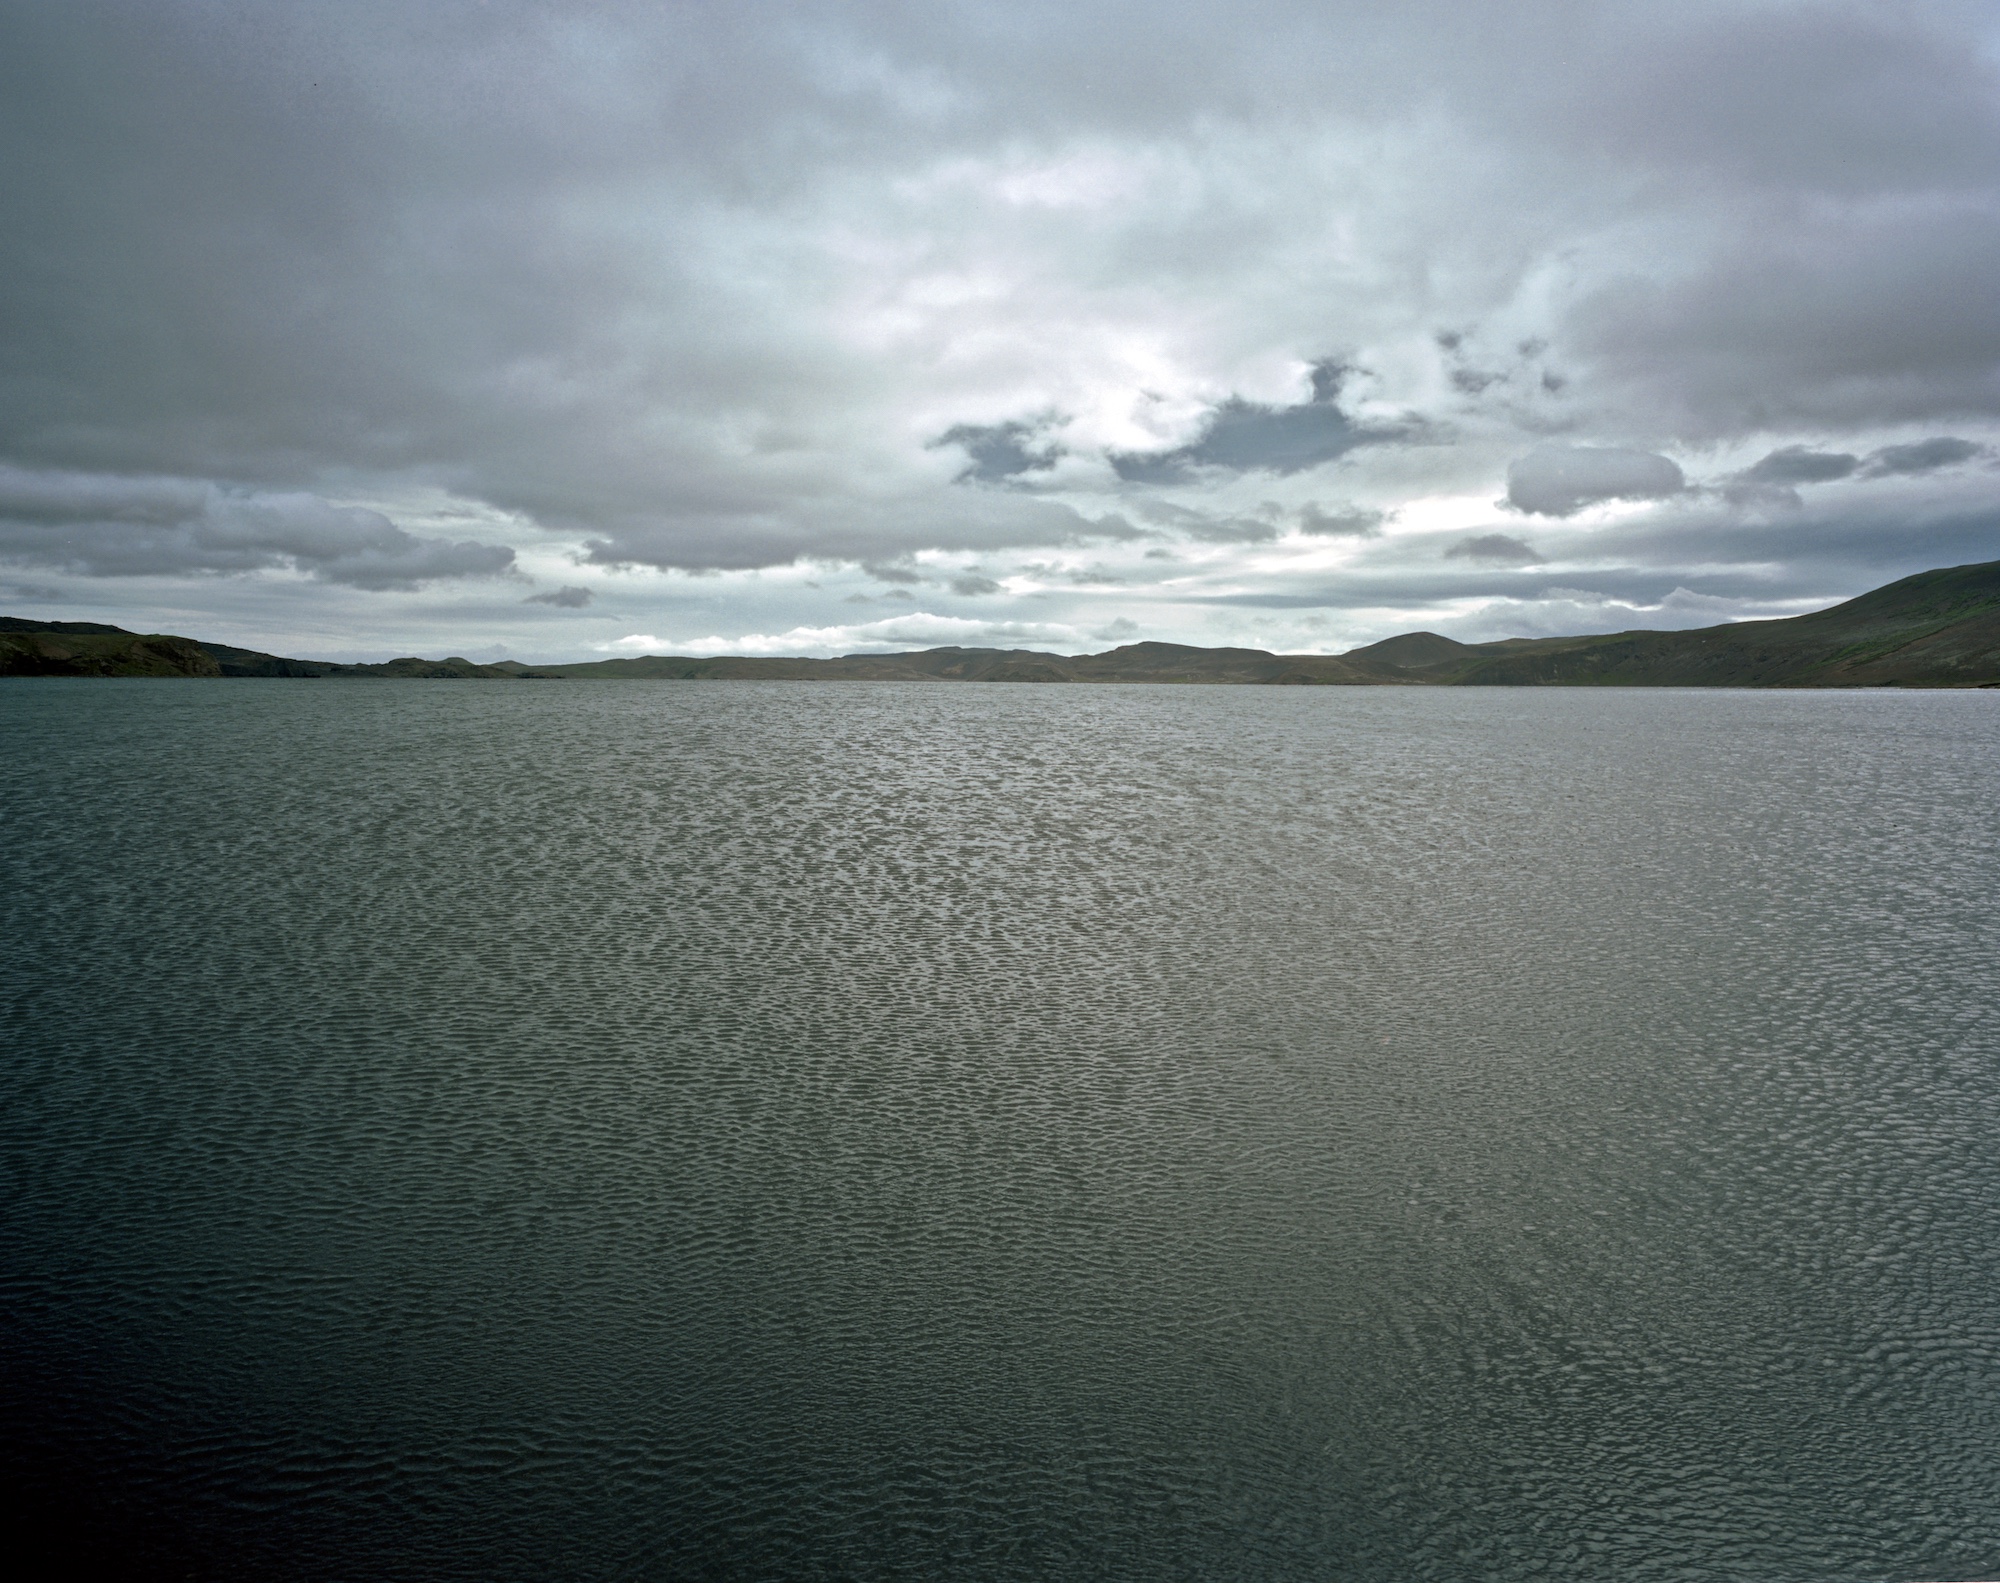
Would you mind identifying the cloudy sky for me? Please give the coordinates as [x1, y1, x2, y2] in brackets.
[3, 0, 1997, 660]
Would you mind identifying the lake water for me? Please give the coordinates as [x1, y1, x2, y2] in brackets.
[3, 679, 1997, 1581]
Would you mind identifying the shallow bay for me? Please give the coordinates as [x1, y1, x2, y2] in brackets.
[3, 680, 1996, 1580]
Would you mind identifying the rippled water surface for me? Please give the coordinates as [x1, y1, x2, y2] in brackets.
[3, 680, 1998, 1580]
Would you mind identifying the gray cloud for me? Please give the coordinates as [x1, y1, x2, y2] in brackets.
[1136, 501, 1280, 544]
[1568, 206, 2000, 433]
[934, 418, 1063, 484]
[575, 495, 1131, 573]
[1548, 9, 2000, 197]
[524, 585, 593, 608]
[1445, 533, 1543, 565]
[1566, 475, 2000, 589]
[1738, 446, 1860, 485]
[950, 573, 1002, 596]
[1296, 503, 1386, 537]
[1864, 437, 1983, 476]
[1506, 447, 1686, 516]
[1111, 363, 1385, 482]
[0, 466, 514, 589]
[0, 0, 1995, 647]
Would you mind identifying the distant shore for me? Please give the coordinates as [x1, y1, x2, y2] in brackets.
[5, 558, 1999, 689]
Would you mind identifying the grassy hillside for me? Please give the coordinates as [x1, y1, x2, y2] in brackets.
[0, 626, 222, 677]
[1335, 559, 2000, 688]
[0, 619, 528, 678]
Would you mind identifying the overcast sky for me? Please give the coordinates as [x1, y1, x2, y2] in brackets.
[3, 0, 1997, 660]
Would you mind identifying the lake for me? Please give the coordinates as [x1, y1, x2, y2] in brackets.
[3, 679, 1996, 1580]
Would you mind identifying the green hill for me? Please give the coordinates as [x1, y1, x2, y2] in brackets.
[5, 559, 1998, 686]
[1347, 560, 2000, 688]
[0, 623, 222, 678]
[0, 618, 524, 679]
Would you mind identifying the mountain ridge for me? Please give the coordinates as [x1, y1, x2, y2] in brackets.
[5, 558, 1999, 687]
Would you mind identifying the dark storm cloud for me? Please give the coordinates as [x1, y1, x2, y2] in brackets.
[0, 466, 515, 588]
[525, 585, 593, 607]
[1445, 533, 1543, 565]
[1506, 448, 1686, 517]
[1110, 363, 1385, 482]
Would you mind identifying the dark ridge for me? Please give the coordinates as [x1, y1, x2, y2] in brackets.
[0, 630, 222, 678]
[0, 616, 135, 635]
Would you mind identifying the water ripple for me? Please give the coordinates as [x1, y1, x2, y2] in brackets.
[2, 680, 1996, 1580]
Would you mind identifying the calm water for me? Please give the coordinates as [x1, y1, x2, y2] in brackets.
[2, 679, 1997, 1581]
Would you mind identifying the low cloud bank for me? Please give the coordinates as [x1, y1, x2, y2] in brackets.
[0, 466, 515, 590]
[601, 612, 1085, 658]
[1446, 533, 1543, 565]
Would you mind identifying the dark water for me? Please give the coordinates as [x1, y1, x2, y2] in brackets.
[3, 680, 1997, 1581]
